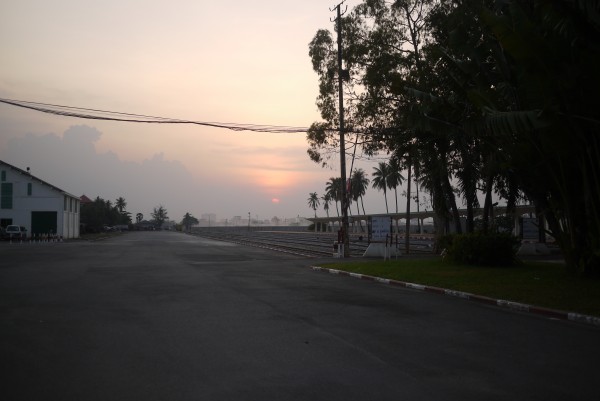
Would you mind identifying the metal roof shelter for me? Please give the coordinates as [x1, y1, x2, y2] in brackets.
[307, 205, 537, 234]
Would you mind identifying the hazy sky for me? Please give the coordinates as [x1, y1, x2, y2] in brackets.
[0, 0, 416, 222]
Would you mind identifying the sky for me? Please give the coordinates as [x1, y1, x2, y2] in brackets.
[0, 0, 420, 223]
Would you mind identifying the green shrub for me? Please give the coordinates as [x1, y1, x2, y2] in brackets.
[446, 232, 520, 266]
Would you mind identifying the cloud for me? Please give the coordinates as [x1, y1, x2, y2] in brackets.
[0, 125, 195, 219]
[0, 124, 332, 221]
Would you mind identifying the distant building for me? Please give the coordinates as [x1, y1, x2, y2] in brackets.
[0, 160, 80, 239]
[80, 194, 93, 205]
[200, 213, 217, 227]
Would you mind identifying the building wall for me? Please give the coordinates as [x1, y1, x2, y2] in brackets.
[0, 165, 80, 239]
[62, 195, 80, 239]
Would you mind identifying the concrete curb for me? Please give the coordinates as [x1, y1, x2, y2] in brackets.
[310, 266, 600, 327]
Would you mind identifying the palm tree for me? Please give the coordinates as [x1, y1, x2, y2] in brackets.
[385, 157, 405, 234]
[350, 169, 369, 232]
[307, 192, 320, 218]
[325, 177, 342, 217]
[136, 213, 143, 223]
[386, 158, 404, 215]
[321, 193, 331, 218]
[115, 197, 127, 213]
[372, 162, 390, 214]
[351, 168, 370, 215]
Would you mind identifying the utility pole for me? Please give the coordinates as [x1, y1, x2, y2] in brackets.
[331, 0, 350, 257]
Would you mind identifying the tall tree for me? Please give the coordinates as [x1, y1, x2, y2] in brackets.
[351, 168, 370, 215]
[80, 196, 127, 232]
[477, 0, 600, 274]
[325, 177, 342, 217]
[115, 197, 127, 213]
[372, 162, 390, 214]
[386, 157, 404, 215]
[307, 192, 320, 218]
[321, 193, 331, 218]
[309, 0, 600, 273]
[151, 205, 168, 229]
[181, 212, 199, 232]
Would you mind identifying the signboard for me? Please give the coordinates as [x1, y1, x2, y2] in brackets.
[371, 216, 391, 241]
[521, 217, 539, 240]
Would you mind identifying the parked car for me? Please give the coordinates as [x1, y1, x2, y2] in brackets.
[5, 225, 27, 241]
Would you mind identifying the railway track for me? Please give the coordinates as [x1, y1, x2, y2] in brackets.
[193, 233, 332, 257]
[190, 228, 433, 258]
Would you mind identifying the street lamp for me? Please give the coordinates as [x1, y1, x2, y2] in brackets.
[248, 212, 251, 231]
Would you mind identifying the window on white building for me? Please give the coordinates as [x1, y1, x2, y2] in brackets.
[1, 183, 13, 209]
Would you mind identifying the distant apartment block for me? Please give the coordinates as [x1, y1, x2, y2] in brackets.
[200, 213, 217, 227]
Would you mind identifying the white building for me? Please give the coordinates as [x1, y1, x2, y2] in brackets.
[0, 160, 80, 239]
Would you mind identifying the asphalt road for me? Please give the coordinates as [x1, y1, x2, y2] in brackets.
[1, 231, 598, 400]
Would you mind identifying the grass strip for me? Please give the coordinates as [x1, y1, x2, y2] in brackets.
[320, 258, 600, 317]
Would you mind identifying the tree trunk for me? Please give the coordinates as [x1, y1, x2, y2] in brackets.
[394, 188, 399, 234]
[466, 201, 474, 233]
[356, 202, 363, 232]
[384, 188, 389, 214]
[360, 196, 366, 215]
[405, 155, 412, 254]
[415, 179, 421, 234]
[463, 159, 477, 234]
[442, 173, 461, 234]
[482, 174, 494, 234]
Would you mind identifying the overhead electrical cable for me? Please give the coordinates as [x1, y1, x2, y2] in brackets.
[0, 97, 313, 134]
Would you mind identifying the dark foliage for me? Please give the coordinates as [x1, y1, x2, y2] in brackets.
[445, 232, 520, 266]
[80, 197, 130, 233]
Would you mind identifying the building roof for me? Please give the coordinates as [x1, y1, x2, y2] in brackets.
[0, 159, 79, 199]
[80, 194, 93, 204]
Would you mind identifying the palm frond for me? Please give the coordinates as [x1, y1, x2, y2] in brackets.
[482, 108, 550, 137]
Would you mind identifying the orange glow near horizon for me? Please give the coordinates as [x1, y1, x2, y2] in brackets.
[238, 165, 310, 197]
[257, 170, 294, 194]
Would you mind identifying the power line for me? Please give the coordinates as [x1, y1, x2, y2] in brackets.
[0, 97, 311, 134]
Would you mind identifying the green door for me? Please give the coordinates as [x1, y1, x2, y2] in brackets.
[31, 211, 58, 236]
